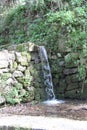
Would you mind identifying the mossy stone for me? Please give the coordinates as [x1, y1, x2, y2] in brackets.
[14, 82, 23, 89]
[79, 87, 87, 99]
[13, 61, 18, 70]
[23, 89, 34, 102]
[1, 73, 12, 80]
[16, 44, 26, 52]
[64, 89, 81, 99]
[17, 77, 24, 84]
[21, 51, 31, 62]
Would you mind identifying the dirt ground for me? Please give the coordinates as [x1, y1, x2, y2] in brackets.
[0, 100, 87, 121]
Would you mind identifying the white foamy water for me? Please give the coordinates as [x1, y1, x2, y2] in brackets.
[42, 99, 65, 105]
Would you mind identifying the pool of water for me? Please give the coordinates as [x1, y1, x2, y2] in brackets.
[42, 99, 65, 106]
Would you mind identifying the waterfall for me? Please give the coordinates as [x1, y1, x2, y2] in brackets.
[39, 46, 55, 100]
[39, 46, 64, 105]
[39, 46, 65, 105]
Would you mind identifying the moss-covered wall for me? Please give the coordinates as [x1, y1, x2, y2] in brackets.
[0, 42, 46, 105]
[48, 46, 87, 100]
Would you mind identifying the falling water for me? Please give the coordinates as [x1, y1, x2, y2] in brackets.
[39, 46, 65, 105]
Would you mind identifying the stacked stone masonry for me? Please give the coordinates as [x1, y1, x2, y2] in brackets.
[0, 42, 46, 104]
[49, 50, 87, 100]
[0, 42, 87, 105]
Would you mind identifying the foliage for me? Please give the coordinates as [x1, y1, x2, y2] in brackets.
[5, 86, 25, 105]
[0, 0, 87, 92]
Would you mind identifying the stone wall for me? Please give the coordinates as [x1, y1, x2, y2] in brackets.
[0, 42, 46, 104]
[0, 42, 87, 105]
[49, 48, 87, 100]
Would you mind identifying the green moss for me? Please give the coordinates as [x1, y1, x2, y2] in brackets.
[64, 89, 81, 99]
[16, 44, 26, 52]
[17, 77, 24, 84]
[79, 87, 87, 99]
[23, 90, 34, 102]
[21, 52, 31, 62]
[13, 61, 18, 70]
[1, 73, 12, 80]
[14, 82, 23, 89]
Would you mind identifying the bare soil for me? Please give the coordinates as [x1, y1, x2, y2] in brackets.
[0, 100, 87, 120]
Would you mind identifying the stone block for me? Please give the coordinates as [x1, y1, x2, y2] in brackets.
[80, 87, 87, 99]
[58, 79, 66, 92]
[17, 64, 26, 72]
[66, 83, 79, 90]
[21, 51, 31, 62]
[0, 96, 6, 104]
[13, 70, 23, 78]
[14, 82, 23, 89]
[13, 61, 18, 70]
[64, 89, 81, 99]
[28, 42, 39, 52]
[65, 73, 81, 83]
[63, 68, 78, 75]
[1, 73, 12, 80]
[0, 60, 9, 69]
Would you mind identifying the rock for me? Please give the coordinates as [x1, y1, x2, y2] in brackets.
[25, 69, 31, 76]
[14, 82, 23, 89]
[16, 52, 28, 66]
[4, 85, 12, 94]
[64, 89, 80, 99]
[65, 53, 79, 63]
[65, 73, 81, 83]
[58, 80, 66, 92]
[17, 65, 26, 72]
[28, 42, 39, 52]
[57, 53, 62, 58]
[16, 77, 24, 84]
[0, 60, 9, 69]
[6, 78, 14, 85]
[0, 96, 6, 104]
[13, 61, 18, 70]
[13, 71, 23, 78]
[1, 73, 12, 80]
[0, 68, 9, 73]
[19, 57, 28, 66]
[66, 83, 79, 90]
[59, 61, 65, 66]
[0, 50, 15, 69]
[63, 68, 78, 75]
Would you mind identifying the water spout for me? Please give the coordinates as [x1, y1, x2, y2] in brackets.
[39, 46, 65, 105]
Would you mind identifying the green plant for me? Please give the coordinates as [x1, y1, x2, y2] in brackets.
[5, 87, 25, 105]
